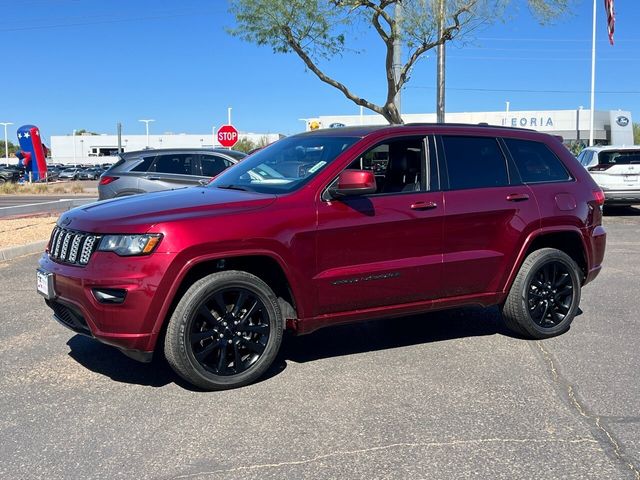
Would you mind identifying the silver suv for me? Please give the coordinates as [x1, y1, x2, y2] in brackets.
[98, 148, 246, 200]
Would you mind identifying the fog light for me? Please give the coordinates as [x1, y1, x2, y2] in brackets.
[92, 288, 127, 304]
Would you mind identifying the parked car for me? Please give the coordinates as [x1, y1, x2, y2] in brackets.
[577, 145, 640, 205]
[38, 124, 606, 390]
[98, 148, 246, 200]
[0, 167, 21, 184]
[58, 168, 82, 180]
[78, 168, 103, 180]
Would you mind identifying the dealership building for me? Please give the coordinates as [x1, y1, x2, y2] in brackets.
[49, 131, 283, 164]
[304, 109, 634, 145]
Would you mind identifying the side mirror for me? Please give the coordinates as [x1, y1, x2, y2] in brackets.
[329, 169, 377, 198]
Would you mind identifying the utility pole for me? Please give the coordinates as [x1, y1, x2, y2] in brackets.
[392, 2, 403, 119]
[436, 0, 446, 123]
[117, 122, 123, 153]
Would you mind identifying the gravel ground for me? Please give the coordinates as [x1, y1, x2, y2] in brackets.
[0, 216, 57, 249]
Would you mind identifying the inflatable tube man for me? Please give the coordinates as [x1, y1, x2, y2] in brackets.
[16, 125, 48, 181]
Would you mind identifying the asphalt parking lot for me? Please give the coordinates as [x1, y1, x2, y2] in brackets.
[0, 208, 639, 479]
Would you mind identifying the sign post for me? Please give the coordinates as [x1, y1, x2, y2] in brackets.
[217, 125, 239, 149]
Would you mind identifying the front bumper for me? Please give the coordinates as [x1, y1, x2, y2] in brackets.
[38, 250, 178, 361]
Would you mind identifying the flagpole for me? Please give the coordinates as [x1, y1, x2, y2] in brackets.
[589, 0, 596, 146]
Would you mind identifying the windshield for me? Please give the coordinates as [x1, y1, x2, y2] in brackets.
[209, 135, 358, 194]
[598, 150, 640, 165]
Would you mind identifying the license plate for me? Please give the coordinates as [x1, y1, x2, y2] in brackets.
[623, 175, 638, 182]
[36, 269, 55, 300]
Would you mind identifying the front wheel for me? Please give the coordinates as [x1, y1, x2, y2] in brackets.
[502, 248, 582, 339]
[164, 270, 284, 390]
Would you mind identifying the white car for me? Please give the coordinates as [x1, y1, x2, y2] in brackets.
[577, 145, 640, 205]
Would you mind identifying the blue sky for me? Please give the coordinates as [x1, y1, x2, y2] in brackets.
[1, 0, 638, 141]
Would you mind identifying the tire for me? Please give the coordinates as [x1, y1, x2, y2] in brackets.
[164, 270, 284, 390]
[502, 248, 582, 339]
[0, 178, 5, 185]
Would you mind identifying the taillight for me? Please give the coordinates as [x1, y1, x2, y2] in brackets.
[99, 176, 118, 185]
[593, 189, 605, 206]
[588, 164, 613, 172]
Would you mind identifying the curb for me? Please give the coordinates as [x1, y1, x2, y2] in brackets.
[0, 198, 97, 219]
[0, 240, 47, 262]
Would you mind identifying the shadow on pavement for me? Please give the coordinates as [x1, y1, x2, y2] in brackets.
[603, 205, 640, 216]
[279, 305, 513, 364]
[65, 306, 522, 390]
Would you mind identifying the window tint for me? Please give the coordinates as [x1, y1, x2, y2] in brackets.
[442, 136, 508, 190]
[597, 150, 640, 165]
[131, 155, 155, 172]
[201, 155, 231, 177]
[340, 138, 424, 194]
[505, 138, 571, 183]
[153, 154, 195, 175]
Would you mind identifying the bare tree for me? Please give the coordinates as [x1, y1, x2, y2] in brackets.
[229, 0, 568, 124]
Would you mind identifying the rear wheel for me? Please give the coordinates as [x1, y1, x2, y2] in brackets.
[164, 270, 283, 390]
[502, 248, 581, 339]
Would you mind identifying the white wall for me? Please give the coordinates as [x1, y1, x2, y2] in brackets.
[50, 132, 282, 162]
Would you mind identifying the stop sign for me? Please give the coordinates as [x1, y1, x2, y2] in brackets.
[217, 125, 239, 148]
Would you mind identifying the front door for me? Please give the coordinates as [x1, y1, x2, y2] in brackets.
[314, 136, 444, 316]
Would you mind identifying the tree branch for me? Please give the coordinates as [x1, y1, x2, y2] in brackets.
[282, 26, 385, 116]
[396, 0, 477, 91]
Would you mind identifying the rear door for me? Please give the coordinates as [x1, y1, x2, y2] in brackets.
[439, 135, 540, 297]
[144, 152, 201, 192]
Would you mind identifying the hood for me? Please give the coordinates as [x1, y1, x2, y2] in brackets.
[59, 187, 277, 233]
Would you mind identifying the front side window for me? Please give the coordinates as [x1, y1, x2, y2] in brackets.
[201, 155, 232, 177]
[442, 136, 509, 190]
[332, 138, 426, 195]
[209, 136, 358, 194]
[153, 154, 195, 175]
[505, 138, 571, 183]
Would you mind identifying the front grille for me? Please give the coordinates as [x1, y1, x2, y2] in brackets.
[48, 226, 100, 266]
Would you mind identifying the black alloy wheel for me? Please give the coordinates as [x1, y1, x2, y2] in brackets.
[526, 260, 576, 328]
[188, 288, 271, 376]
[502, 248, 582, 339]
[165, 270, 284, 390]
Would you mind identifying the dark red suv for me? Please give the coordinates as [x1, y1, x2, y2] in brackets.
[37, 124, 607, 390]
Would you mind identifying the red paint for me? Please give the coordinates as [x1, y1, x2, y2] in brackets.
[217, 125, 239, 148]
[38, 124, 607, 357]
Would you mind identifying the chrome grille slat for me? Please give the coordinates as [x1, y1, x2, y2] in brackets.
[48, 227, 99, 267]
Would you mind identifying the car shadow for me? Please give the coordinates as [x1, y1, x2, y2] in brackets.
[66, 305, 521, 390]
[603, 205, 640, 216]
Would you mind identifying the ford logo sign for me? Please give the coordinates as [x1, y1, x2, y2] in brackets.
[616, 116, 629, 127]
[329, 123, 346, 128]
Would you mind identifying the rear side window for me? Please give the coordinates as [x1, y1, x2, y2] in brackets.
[442, 136, 508, 190]
[152, 154, 195, 175]
[505, 139, 571, 183]
[201, 155, 232, 177]
[131, 156, 155, 172]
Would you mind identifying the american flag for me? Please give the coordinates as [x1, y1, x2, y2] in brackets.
[604, 0, 615, 45]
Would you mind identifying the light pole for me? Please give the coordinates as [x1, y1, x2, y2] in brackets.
[72, 129, 77, 164]
[0, 122, 13, 162]
[139, 119, 155, 148]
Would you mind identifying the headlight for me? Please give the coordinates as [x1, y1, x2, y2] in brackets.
[98, 234, 162, 256]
